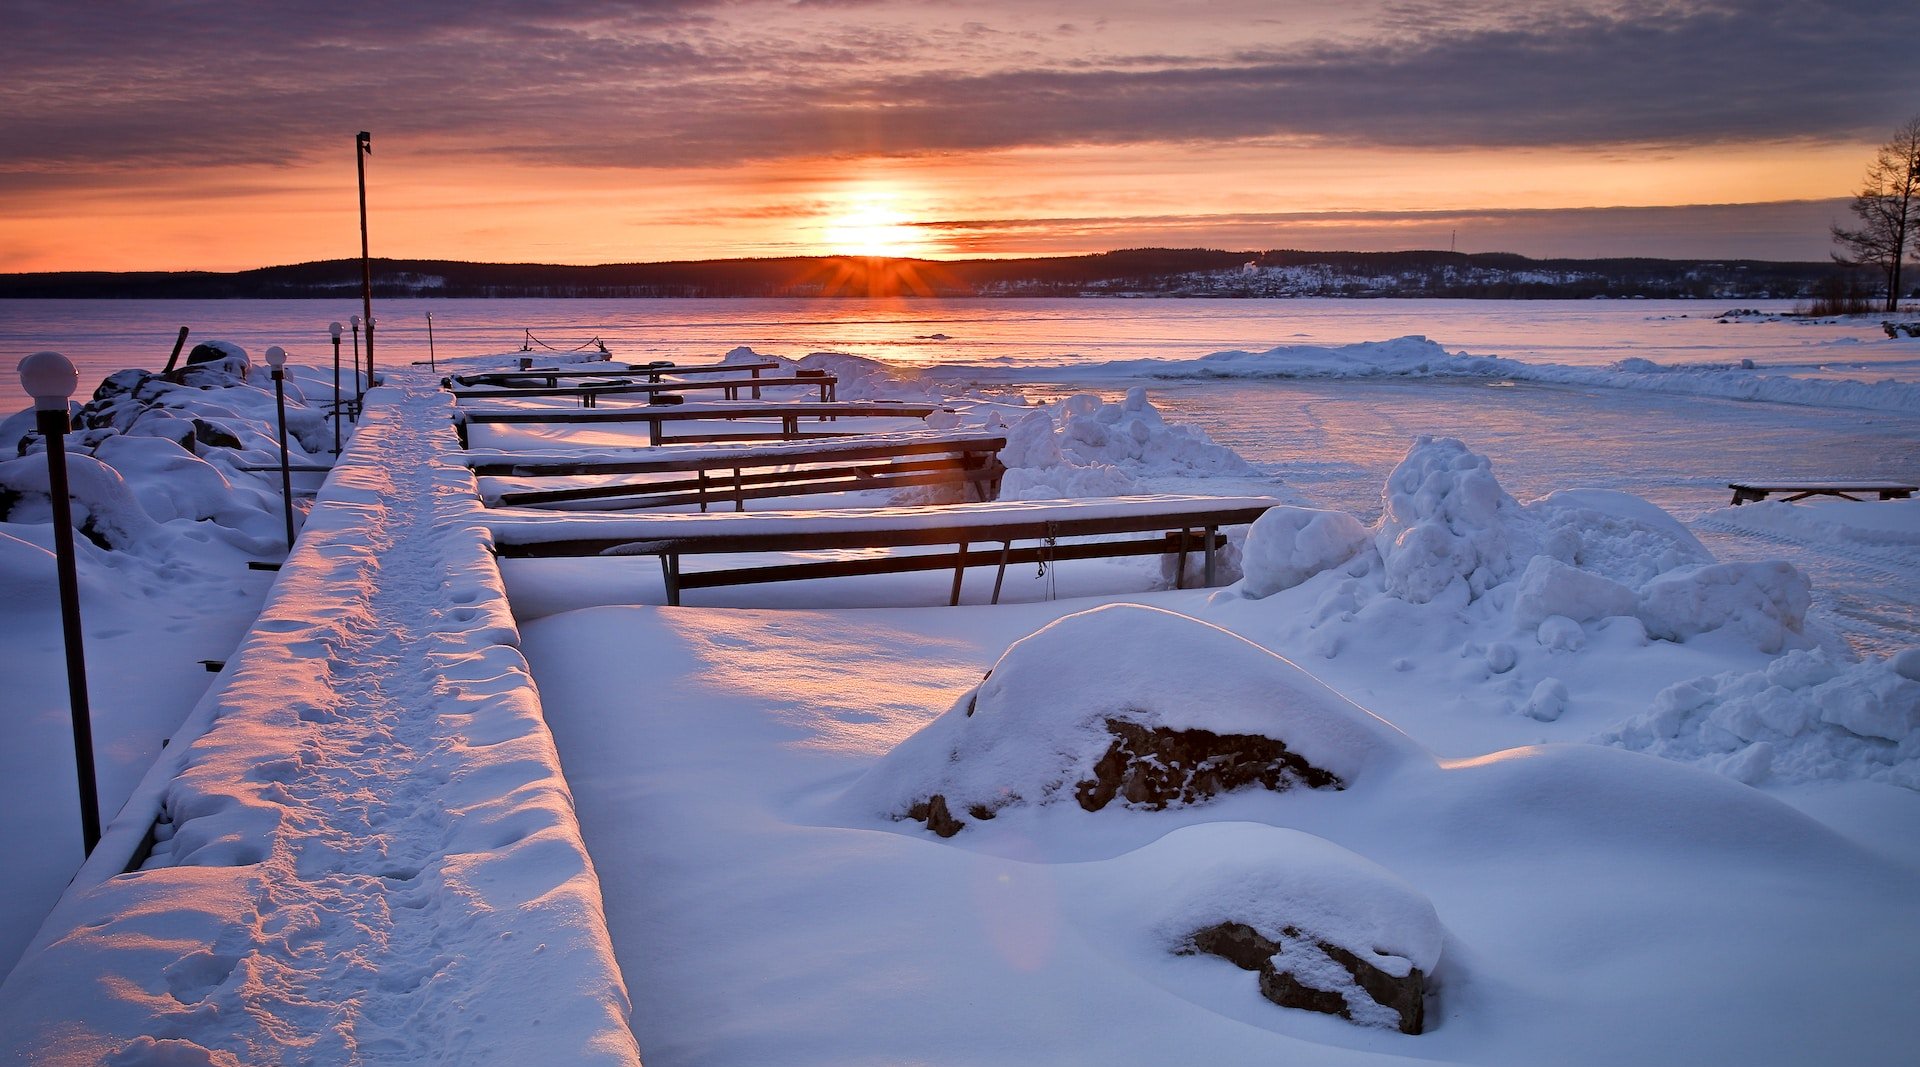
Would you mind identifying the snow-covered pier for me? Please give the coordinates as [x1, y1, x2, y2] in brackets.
[0, 387, 641, 1064]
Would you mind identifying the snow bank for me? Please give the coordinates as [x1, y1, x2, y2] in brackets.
[1704, 498, 1920, 548]
[924, 336, 1920, 412]
[0, 386, 640, 1065]
[848, 604, 1424, 829]
[1603, 648, 1920, 788]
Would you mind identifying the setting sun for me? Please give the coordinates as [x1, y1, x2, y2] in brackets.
[817, 195, 935, 259]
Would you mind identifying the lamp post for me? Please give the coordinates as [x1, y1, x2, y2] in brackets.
[349, 314, 363, 416]
[328, 321, 343, 454]
[17, 352, 101, 855]
[356, 131, 374, 385]
[264, 346, 296, 550]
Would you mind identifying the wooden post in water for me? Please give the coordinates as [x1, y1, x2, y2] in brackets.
[356, 131, 374, 387]
[162, 327, 190, 374]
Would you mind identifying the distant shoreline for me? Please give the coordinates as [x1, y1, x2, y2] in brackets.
[0, 248, 1855, 302]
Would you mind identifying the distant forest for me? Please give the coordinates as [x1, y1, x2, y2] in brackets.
[0, 248, 1856, 301]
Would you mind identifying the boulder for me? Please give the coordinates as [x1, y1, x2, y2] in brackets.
[1189, 921, 1427, 1033]
[1074, 719, 1340, 812]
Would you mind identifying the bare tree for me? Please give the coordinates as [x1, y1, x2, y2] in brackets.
[1833, 116, 1920, 313]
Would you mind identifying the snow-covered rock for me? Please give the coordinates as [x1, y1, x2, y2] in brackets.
[1151, 823, 1442, 1034]
[849, 604, 1424, 833]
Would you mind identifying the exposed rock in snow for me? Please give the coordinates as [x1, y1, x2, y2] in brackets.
[1074, 718, 1343, 812]
[1154, 824, 1441, 1034]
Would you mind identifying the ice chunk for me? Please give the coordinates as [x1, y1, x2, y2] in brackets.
[1636, 561, 1812, 653]
[1510, 555, 1639, 630]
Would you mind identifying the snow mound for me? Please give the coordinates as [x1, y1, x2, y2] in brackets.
[848, 604, 1424, 831]
[794, 349, 946, 404]
[1375, 436, 1525, 604]
[1332, 439, 1820, 656]
[999, 388, 1252, 499]
[1191, 335, 1468, 378]
[1602, 648, 1920, 788]
[1240, 506, 1369, 598]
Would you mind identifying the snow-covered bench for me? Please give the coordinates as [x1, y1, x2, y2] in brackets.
[487, 494, 1280, 606]
[447, 371, 835, 408]
[1728, 481, 1917, 505]
[474, 429, 1008, 511]
[453, 399, 943, 448]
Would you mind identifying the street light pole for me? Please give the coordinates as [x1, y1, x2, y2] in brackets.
[356, 131, 374, 386]
[350, 315, 363, 417]
[17, 352, 101, 855]
[328, 321, 343, 453]
[264, 346, 296, 549]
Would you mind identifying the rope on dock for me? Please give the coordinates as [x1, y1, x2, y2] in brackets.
[522, 328, 612, 355]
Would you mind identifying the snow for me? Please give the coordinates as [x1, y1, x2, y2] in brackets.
[2, 304, 1918, 1065]
[926, 334, 1920, 413]
[1604, 648, 1920, 788]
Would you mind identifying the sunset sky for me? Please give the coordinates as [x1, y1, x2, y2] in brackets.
[5, 0, 1918, 272]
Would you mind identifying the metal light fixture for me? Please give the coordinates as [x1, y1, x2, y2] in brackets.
[263, 346, 296, 549]
[17, 351, 101, 854]
[328, 321, 343, 453]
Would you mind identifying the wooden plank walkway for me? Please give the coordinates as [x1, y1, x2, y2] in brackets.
[482, 431, 1007, 512]
[454, 400, 943, 448]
